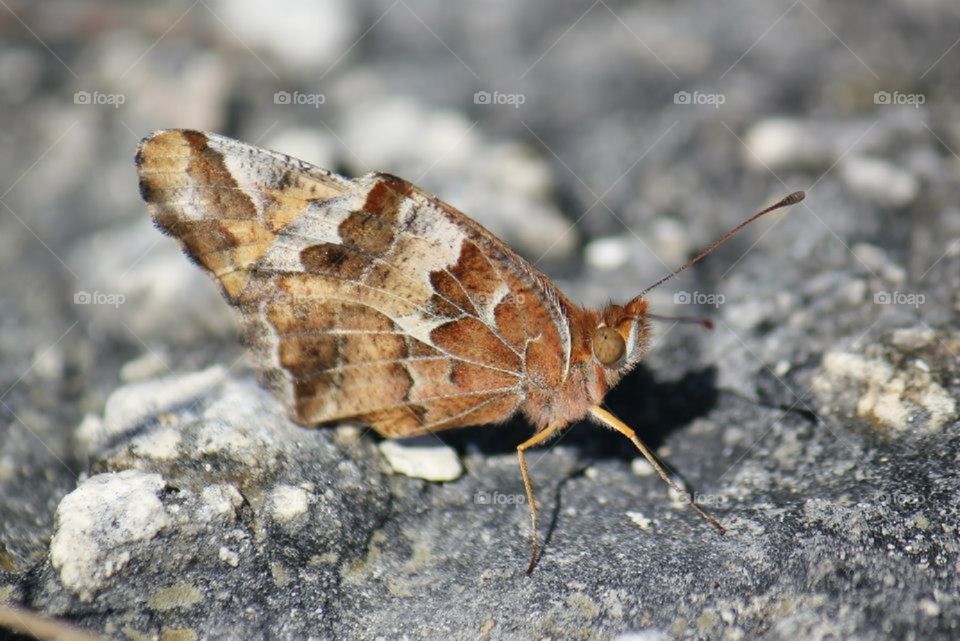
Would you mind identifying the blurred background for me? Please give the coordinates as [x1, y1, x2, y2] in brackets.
[2, 0, 959, 596]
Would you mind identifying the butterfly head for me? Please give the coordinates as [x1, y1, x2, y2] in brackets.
[590, 296, 651, 382]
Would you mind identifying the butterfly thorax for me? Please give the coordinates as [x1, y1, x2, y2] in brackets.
[520, 297, 651, 431]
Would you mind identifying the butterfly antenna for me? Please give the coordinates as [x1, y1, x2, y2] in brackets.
[638, 191, 805, 297]
[647, 313, 714, 331]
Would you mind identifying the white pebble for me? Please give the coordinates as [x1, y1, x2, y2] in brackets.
[841, 156, 918, 207]
[379, 438, 463, 482]
[211, 0, 356, 67]
[270, 485, 311, 523]
[586, 236, 631, 271]
[78, 366, 226, 454]
[50, 471, 170, 601]
[219, 546, 240, 568]
[130, 427, 182, 461]
[626, 511, 652, 531]
[198, 485, 243, 523]
[918, 598, 940, 616]
[631, 458, 655, 477]
[743, 118, 828, 169]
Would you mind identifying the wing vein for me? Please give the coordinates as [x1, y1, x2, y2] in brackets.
[415, 393, 520, 432]
[368, 387, 521, 416]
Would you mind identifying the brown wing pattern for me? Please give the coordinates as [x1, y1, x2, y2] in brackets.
[136, 129, 352, 299]
[136, 129, 571, 437]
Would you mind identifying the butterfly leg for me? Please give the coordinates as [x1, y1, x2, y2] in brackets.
[589, 405, 726, 534]
[517, 421, 567, 576]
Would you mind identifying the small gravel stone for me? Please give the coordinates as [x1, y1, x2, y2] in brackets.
[378, 438, 463, 482]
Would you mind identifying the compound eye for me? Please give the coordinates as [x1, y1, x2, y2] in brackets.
[592, 327, 626, 366]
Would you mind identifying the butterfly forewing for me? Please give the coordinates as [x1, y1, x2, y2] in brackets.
[136, 129, 571, 437]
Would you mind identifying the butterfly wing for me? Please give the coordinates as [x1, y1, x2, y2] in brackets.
[137, 130, 571, 437]
[136, 129, 353, 298]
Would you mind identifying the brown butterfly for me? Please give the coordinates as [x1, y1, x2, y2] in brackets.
[136, 129, 803, 574]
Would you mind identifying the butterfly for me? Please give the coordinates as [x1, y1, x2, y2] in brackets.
[136, 129, 803, 574]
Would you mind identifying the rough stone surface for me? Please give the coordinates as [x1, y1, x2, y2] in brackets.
[812, 328, 959, 434]
[2, 1, 960, 640]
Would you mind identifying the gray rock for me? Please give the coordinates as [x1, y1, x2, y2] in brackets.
[4, 1, 960, 640]
[15, 354, 959, 639]
[31, 369, 391, 638]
